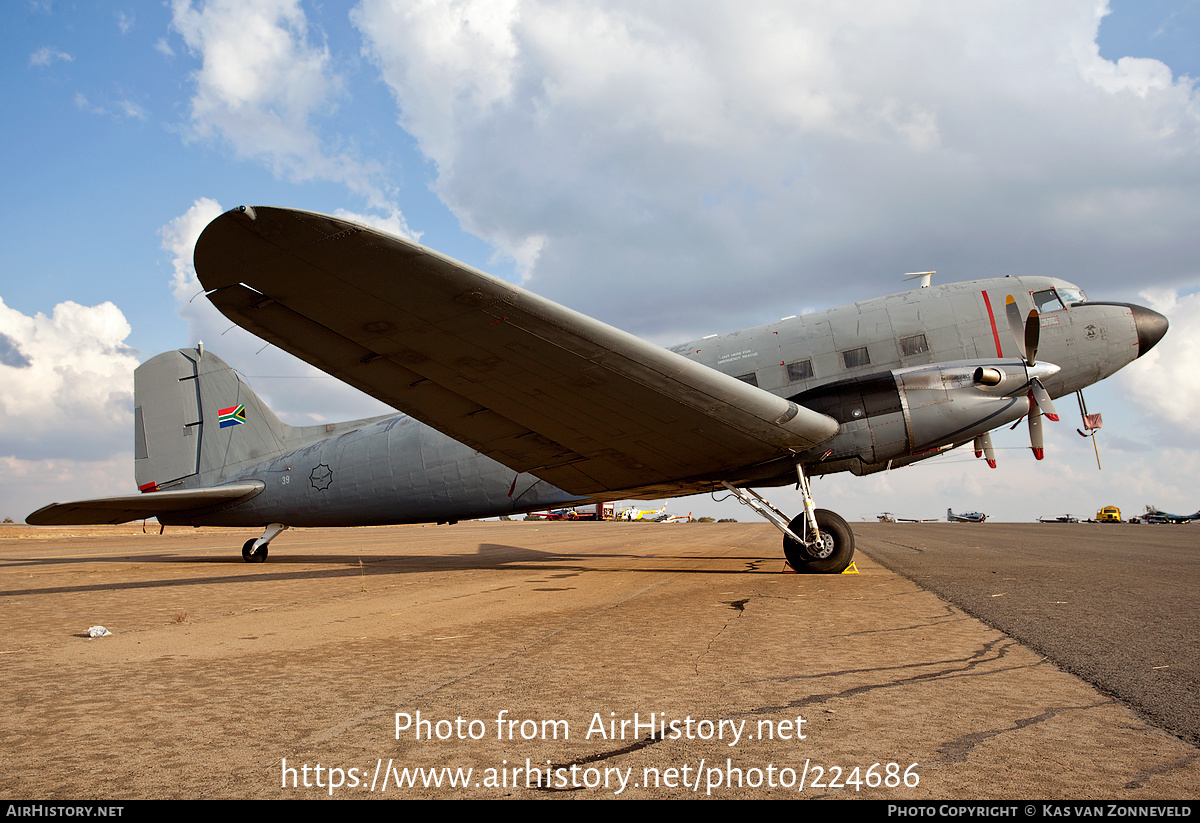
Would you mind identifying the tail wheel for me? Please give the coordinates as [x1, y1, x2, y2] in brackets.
[241, 538, 268, 563]
[783, 509, 855, 574]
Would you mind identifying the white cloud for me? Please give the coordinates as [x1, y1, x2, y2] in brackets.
[351, 0, 522, 168]
[118, 99, 149, 120]
[170, 0, 393, 210]
[161, 196, 225, 303]
[0, 297, 138, 463]
[74, 92, 148, 121]
[73, 92, 105, 116]
[332, 208, 419, 243]
[29, 46, 72, 67]
[1120, 286, 1200, 434]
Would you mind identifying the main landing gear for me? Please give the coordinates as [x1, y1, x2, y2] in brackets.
[241, 523, 287, 563]
[720, 465, 855, 574]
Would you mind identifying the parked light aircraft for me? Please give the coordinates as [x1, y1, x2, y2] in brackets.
[619, 505, 667, 521]
[27, 206, 1169, 573]
[947, 509, 988, 523]
[877, 513, 936, 523]
[1142, 507, 1200, 524]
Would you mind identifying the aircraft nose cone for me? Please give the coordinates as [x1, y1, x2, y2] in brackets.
[1127, 303, 1169, 357]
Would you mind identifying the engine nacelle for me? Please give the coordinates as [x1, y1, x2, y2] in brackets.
[793, 359, 1059, 471]
[896, 359, 1058, 452]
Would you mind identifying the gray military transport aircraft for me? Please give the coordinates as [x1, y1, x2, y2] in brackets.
[27, 206, 1169, 573]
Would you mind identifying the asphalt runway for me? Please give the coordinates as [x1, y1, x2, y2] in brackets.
[854, 521, 1200, 747]
[0, 521, 1196, 800]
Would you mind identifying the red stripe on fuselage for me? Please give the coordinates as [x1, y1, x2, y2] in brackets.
[981, 291, 1004, 357]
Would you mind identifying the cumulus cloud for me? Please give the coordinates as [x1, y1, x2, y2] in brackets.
[352, 0, 1200, 341]
[1119, 287, 1200, 435]
[162, 196, 225, 303]
[0, 332, 32, 368]
[170, 0, 392, 209]
[0, 297, 139, 463]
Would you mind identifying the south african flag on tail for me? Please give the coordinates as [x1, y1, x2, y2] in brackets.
[218, 404, 247, 428]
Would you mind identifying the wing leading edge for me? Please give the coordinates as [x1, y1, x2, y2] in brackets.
[194, 206, 837, 497]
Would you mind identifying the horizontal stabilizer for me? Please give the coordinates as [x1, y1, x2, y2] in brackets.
[26, 483, 264, 526]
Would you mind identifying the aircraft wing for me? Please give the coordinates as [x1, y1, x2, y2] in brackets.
[26, 484, 265, 526]
[194, 207, 838, 496]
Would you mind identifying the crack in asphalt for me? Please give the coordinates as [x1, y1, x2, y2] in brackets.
[939, 701, 1112, 763]
[748, 637, 1028, 715]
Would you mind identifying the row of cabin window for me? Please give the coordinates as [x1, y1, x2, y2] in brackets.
[733, 333, 929, 388]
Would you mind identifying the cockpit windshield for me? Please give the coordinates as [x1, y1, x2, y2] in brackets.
[1031, 287, 1088, 313]
[1056, 286, 1086, 306]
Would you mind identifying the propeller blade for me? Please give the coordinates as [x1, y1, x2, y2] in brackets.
[1005, 295, 1026, 361]
[979, 431, 996, 468]
[1004, 295, 1041, 366]
[973, 432, 998, 468]
[1024, 309, 1040, 366]
[1030, 378, 1059, 422]
[1028, 397, 1044, 460]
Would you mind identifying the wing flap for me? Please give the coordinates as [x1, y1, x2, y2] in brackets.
[195, 207, 837, 495]
[26, 483, 264, 526]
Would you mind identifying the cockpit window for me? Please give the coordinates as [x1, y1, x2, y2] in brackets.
[1032, 289, 1064, 313]
[1036, 291, 1065, 314]
[1056, 286, 1086, 305]
[1032, 287, 1088, 313]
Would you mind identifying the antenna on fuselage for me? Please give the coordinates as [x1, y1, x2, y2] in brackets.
[904, 271, 935, 288]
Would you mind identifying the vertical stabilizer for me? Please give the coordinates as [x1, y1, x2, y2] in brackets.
[134, 348, 288, 491]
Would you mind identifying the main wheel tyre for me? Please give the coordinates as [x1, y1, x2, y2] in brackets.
[783, 509, 855, 574]
[241, 538, 268, 563]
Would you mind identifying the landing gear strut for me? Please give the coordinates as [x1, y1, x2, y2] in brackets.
[720, 464, 855, 574]
[241, 523, 287, 563]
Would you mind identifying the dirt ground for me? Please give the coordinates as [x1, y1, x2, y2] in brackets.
[0, 521, 1196, 799]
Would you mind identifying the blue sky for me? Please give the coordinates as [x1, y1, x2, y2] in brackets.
[2, 0, 1198, 525]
